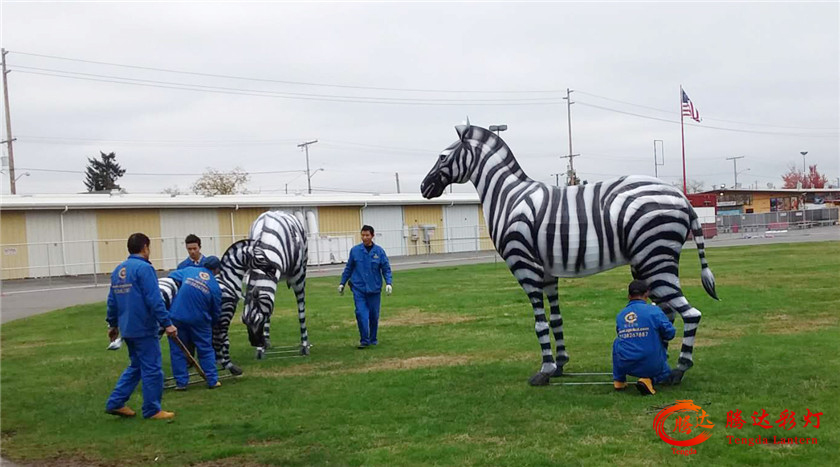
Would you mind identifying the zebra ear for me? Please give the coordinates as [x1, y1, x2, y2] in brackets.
[455, 124, 469, 141]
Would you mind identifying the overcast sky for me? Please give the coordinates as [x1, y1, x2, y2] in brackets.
[1, 1, 838, 196]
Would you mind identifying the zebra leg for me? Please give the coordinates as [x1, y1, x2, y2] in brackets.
[291, 278, 310, 356]
[645, 267, 701, 385]
[544, 279, 568, 377]
[263, 317, 271, 350]
[214, 299, 242, 376]
[516, 275, 554, 386]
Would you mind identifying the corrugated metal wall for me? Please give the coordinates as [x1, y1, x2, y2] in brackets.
[443, 204, 480, 253]
[403, 205, 444, 255]
[160, 209, 223, 269]
[63, 211, 99, 275]
[1, 211, 29, 280]
[362, 206, 405, 256]
[318, 206, 362, 237]
[24, 212, 64, 277]
[96, 210, 163, 273]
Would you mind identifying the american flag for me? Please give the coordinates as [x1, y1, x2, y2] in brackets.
[681, 89, 700, 122]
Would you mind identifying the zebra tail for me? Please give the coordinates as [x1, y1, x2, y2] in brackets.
[689, 208, 719, 300]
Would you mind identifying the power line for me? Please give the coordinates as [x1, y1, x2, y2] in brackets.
[576, 89, 839, 131]
[17, 167, 305, 176]
[11, 50, 567, 95]
[575, 101, 839, 138]
[13, 68, 566, 107]
[13, 65, 566, 104]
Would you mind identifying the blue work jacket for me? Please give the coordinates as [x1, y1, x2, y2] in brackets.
[177, 255, 206, 270]
[340, 243, 392, 294]
[613, 300, 676, 365]
[168, 266, 222, 326]
[106, 254, 171, 338]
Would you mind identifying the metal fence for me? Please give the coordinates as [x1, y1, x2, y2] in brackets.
[1, 226, 496, 282]
[716, 207, 839, 233]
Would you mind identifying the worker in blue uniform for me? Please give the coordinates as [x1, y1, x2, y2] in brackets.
[105, 233, 178, 420]
[177, 234, 207, 270]
[613, 280, 676, 396]
[167, 256, 223, 390]
[338, 225, 393, 349]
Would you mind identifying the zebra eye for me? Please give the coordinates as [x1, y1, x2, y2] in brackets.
[439, 154, 446, 161]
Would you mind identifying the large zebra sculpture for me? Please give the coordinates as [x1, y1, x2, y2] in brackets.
[420, 124, 718, 386]
[240, 211, 310, 359]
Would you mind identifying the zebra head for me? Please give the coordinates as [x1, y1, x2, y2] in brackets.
[241, 268, 277, 348]
[421, 124, 478, 199]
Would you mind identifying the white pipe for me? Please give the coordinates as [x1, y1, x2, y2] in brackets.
[60, 206, 69, 275]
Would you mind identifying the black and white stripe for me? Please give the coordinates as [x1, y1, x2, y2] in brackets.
[421, 124, 718, 385]
[241, 211, 310, 356]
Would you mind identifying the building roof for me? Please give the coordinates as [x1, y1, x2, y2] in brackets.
[0, 192, 482, 210]
[699, 188, 840, 194]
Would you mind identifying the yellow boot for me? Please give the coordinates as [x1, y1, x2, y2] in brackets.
[149, 410, 175, 420]
[105, 406, 136, 418]
[613, 381, 627, 391]
[636, 378, 656, 396]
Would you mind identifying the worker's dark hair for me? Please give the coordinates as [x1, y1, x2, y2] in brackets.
[127, 233, 150, 254]
[628, 280, 649, 297]
[185, 234, 201, 247]
[361, 225, 375, 235]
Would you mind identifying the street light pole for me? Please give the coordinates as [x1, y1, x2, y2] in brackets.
[297, 140, 318, 194]
[653, 140, 664, 178]
[800, 151, 808, 179]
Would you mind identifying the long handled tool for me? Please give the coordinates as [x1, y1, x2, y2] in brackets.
[171, 334, 207, 381]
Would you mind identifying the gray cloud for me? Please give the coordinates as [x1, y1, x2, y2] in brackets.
[2, 2, 837, 196]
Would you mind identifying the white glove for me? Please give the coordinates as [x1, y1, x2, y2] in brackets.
[385, 284, 392, 296]
[338, 284, 345, 295]
[107, 337, 123, 351]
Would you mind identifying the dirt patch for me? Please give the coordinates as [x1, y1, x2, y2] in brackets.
[444, 433, 508, 445]
[194, 457, 268, 466]
[761, 313, 839, 335]
[250, 354, 473, 378]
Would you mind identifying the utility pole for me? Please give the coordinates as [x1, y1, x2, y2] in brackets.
[297, 140, 318, 194]
[726, 156, 744, 188]
[2, 48, 16, 195]
[562, 88, 580, 185]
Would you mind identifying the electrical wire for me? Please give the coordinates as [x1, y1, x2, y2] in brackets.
[11, 50, 567, 94]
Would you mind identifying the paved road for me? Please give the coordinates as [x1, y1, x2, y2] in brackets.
[1, 226, 837, 325]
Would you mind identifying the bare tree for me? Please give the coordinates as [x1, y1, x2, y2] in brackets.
[191, 167, 250, 196]
[672, 179, 706, 193]
[161, 185, 185, 196]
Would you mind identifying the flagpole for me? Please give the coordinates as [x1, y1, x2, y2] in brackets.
[680, 85, 688, 195]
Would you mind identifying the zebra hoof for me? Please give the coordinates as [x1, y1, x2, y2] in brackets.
[528, 372, 551, 386]
[300, 344, 310, 356]
[255, 348, 265, 360]
[669, 369, 685, 385]
[550, 366, 564, 378]
[227, 363, 243, 376]
[263, 338, 272, 350]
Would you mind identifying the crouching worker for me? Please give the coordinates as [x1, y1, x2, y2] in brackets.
[167, 256, 223, 390]
[105, 233, 177, 420]
[613, 280, 676, 396]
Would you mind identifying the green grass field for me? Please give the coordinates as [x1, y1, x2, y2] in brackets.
[2, 242, 839, 466]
